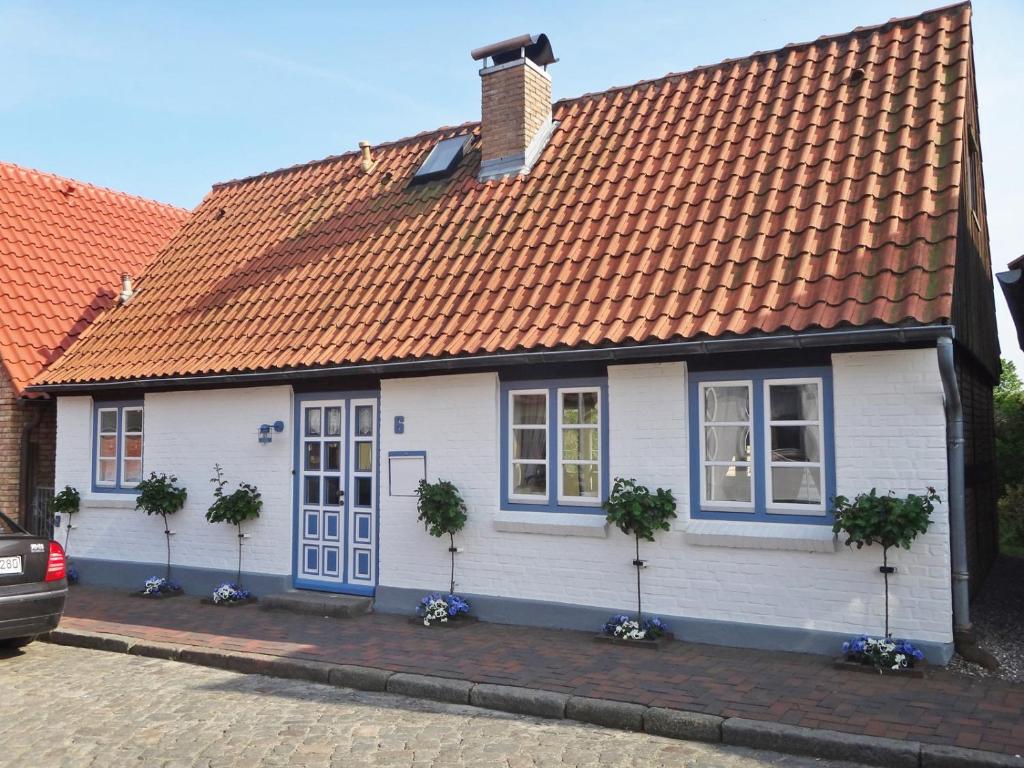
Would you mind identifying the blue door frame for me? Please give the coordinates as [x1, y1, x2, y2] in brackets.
[292, 390, 380, 596]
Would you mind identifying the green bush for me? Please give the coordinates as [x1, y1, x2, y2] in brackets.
[135, 473, 188, 581]
[603, 477, 677, 623]
[415, 479, 467, 594]
[207, 464, 263, 587]
[832, 487, 938, 636]
[52, 485, 81, 558]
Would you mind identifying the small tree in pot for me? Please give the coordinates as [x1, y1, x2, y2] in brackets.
[207, 464, 262, 591]
[52, 486, 80, 583]
[603, 477, 676, 627]
[135, 472, 188, 584]
[415, 479, 467, 595]
[832, 487, 938, 638]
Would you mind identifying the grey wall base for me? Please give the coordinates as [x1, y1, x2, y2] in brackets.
[374, 586, 955, 665]
[69, 557, 290, 597]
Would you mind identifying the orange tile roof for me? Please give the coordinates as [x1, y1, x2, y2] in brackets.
[0, 162, 188, 394]
[35, 3, 972, 387]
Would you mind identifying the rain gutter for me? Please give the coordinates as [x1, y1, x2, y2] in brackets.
[28, 324, 954, 394]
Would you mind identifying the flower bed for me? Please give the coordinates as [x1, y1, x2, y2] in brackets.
[594, 615, 672, 649]
[131, 576, 183, 599]
[414, 593, 472, 627]
[200, 582, 257, 607]
[836, 635, 926, 676]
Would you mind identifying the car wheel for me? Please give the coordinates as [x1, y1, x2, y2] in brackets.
[0, 635, 37, 649]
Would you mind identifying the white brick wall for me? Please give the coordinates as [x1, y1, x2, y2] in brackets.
[377, 353, 952, 643]
[53, 349, 953, 644]
[55, 387, 294, 576]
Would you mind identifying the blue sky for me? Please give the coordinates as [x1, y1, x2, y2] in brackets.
[2, 1, 1022, 366]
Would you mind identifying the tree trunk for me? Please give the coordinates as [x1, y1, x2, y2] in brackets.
[162, 513, 172, 582]
[236, 523, 244, 587]
[635, 534, 643, 624]
[448, 532, 456, 595]
[63, 521, 72, 560]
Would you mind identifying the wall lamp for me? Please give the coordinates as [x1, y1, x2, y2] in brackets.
[258, 420, 285, 445]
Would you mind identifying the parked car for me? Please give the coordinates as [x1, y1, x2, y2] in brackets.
[0, 509, 67, 649]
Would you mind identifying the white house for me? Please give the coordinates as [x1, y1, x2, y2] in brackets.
[31, 5, 999, 663]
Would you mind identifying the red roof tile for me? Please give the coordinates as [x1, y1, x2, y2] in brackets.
[0, 163, 188, 394]
[35, 4, 971, 387]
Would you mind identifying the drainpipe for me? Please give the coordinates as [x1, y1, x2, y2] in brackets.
[936, 337, 997, 668]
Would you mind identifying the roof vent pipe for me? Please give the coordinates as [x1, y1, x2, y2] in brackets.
[119, 273, 134, 305]
[359, 141, 375, 174]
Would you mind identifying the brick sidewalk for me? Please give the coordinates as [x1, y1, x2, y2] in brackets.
[60, 586, 1024, 757]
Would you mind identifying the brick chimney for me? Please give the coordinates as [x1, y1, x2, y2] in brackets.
[471, 34, 557, 180]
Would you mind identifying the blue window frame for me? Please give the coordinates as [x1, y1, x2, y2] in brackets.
[500, 378, 609, 514]
[92, 400, 144, 493]
[688, 368, 835, 524]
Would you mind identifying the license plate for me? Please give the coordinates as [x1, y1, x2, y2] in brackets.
[0, 555, 23, 575]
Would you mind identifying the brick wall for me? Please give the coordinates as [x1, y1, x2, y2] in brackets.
[480, 59, 551, 164]
[0, 365, 55, 527]
[55, 387, 294, 575]
[378, 353, 953, 644]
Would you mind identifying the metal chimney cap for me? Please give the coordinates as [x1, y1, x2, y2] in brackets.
[471, 33, 556, 67]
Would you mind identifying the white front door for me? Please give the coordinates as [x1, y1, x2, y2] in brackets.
[295, 395, 377, 594]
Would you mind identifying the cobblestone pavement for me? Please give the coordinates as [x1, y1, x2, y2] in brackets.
[1, 644, 867, 768]
[60, 586, 1024, 756]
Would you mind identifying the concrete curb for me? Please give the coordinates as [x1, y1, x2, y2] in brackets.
[42, 629, 1022, 768]
[470, 683, 567, 719]
[723, 717, 921, 768]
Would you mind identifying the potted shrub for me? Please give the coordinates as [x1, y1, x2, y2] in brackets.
[600, 477, 676, 646]
[203, 464, 262, 605]
[134, 472, 187, 596]
[413, 479, 471, 625]
[832, 487, 938, 671]
[51, 486, 80, 584]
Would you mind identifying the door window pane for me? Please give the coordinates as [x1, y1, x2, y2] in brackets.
[705, 465, 753, 503]
[354, 405, 373, 437]
[324, 476, 342, 506]
[356, 442, 373, 471]
[324, 442, 341, 472]
[305, 442, 322, 471]
[324, 407, 342, 437]
[771, 467, 822, 505]
[355, 476, 372, 507]
[512, 394, 546, 425]
[304, 476, 320, 505]
[305, 408, 322, 437]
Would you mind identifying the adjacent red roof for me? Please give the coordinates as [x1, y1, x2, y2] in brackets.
[34, 4, 972, 387]
[0, 162, 188, 394]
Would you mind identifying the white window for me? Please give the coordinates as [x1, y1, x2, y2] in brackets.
[510, 390, 548, 501]
[699, 382, 754, 510]
[121, 407, 144, 487]
[96, 408, 119, 487]
[765, 379, 825, 512]
[94, 403, 144, 490]
[557, 388, 601, 503]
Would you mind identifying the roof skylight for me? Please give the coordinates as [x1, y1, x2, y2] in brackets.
[411, 134, 472, 183]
